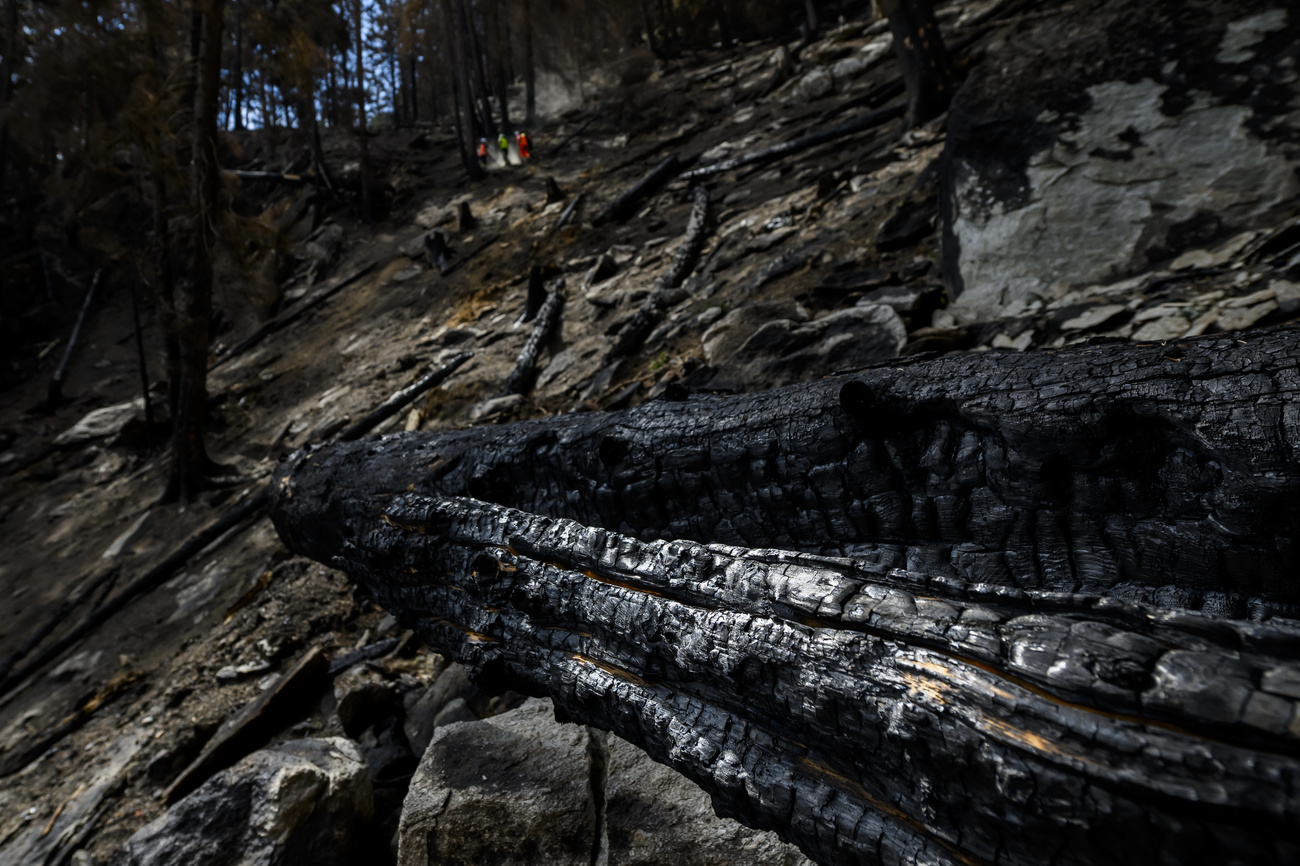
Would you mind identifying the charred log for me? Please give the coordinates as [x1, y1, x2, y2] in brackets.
[273, 328, 1300, 613]
[338, 352, 473, 441]
[680, 102, 904, 181]
[608, 186, 710, 359]
[270, 327, 1300, 865]
[592, 155, 680, 226]
[499, 280, 564, 398]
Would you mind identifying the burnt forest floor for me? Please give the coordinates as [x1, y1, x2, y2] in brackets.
[1, 2, 1299, 863]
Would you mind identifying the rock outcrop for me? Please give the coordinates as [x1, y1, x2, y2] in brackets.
[118, 738, 372, 866]
[941, 0, 1300, 324]
[397, 698, 809, 866]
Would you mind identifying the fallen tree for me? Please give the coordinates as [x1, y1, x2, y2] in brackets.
[269, 327, 1300, 866]
[608, 186, 710, 360]
[592, 155, 680, 226]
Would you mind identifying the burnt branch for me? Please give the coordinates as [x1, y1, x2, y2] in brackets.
[592, 155, 680, 226]
[609, 187, 710, 360]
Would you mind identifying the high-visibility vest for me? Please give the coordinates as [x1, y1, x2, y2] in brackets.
[518, 134, 531, 158]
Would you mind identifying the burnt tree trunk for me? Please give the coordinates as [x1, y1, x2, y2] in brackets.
[0, 0, 19, 192]
[270, 327, 1300, 866]
[231, 0, 244, 130]
[499, 279, 564, 398]
[446, 0, 484, 180]
[879, 0, 953, 127]
[522, 0, 536, 123]
[165, 0, 225, 504]
[352, 0, 373, 223]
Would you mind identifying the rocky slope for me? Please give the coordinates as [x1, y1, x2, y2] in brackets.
[0, 0, 1297, 864]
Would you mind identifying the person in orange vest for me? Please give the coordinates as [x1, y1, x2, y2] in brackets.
[476, 138, 488, 164]
[516, 131, 531, 159]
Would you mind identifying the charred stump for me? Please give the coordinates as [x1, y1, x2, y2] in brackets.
[270, 327, 1300, 866]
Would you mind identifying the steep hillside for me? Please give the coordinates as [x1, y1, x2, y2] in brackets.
[0, 1, 1297, 864]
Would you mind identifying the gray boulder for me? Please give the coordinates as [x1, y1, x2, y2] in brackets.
[397, 698, 812, 866]
[602, 735, 811, 866]
[397, 698, 595, 866]
[118, 738, 372, 866]
[54, 401, 143, 447]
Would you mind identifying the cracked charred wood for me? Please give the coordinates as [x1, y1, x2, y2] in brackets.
[273, 327, 1300, 618]
[268, 496, 1300, 865]
[270, 328, 1300, 863]
[592, 155, 680, 226]
[499, 280, 565, 398]
[338, 352, 473, 441]
[680, 102, 905, 181]
[609, 187, 710, 360]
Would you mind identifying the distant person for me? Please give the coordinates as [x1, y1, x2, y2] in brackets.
[498, 133, 509, 158]
[477, 138, 488, 164]
[517, 131, 531, 160]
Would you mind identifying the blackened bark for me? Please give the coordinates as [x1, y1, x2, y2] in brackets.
[270, 328, 1300, 866]
[608, 186, 709, 359]
[499, 280, 564, 398]
[592, 155, 680, 226]
[352, 0, 373, 223]
[274, 328, 1300, 617]
[165, 0, 225, 504]
[0, 0, 19, 192]
[338, 352, 473, 441]
[445, 0, 484, 180]
[522, 0, 536, 123]
[232, 0, 244, 130]
[879, 0, 953, 127]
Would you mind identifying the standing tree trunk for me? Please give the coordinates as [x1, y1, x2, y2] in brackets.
[879, 0, 953, 127]
[444, 0, 483, 180]
[353, 0, 373, 223]
[0, 0, 20, 193]
[166, 0, 226, 504]
[711, 0, 732, 46]
[231, 0, 244, 130]
[485, 0, 510, 134]
[457, 0, 495, 139]
[522, 0, 536, 123]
